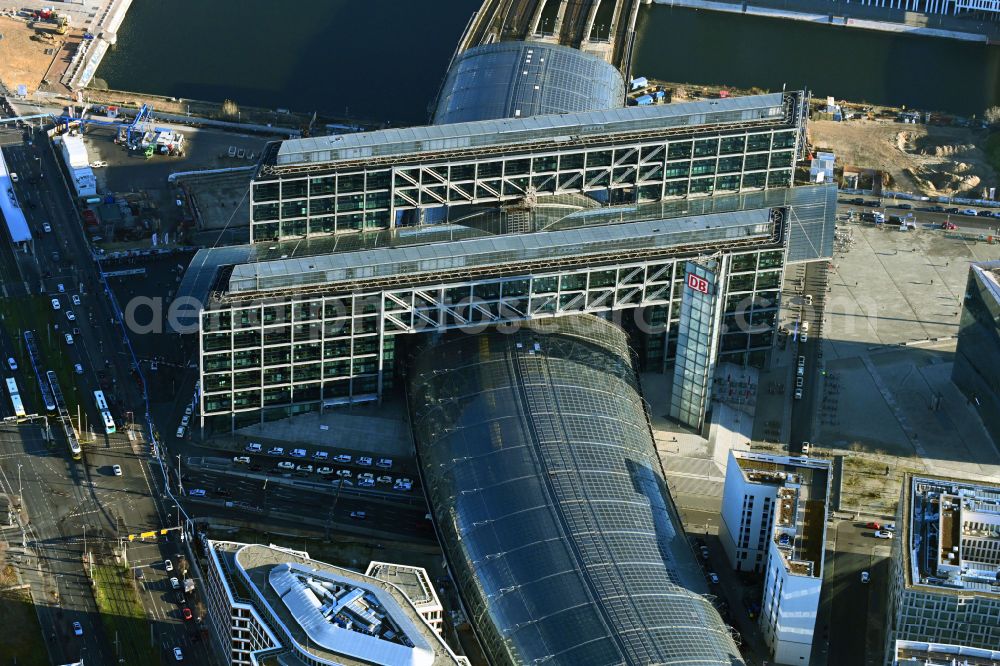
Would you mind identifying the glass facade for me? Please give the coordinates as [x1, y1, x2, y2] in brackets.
[409, 316, 744, 666]
[250, 93, 805, 243]
[199, 187, 835, 432]
[951, 261, 1000, 446]
[670, 260, 724, 429]
[199, 246, 797, 433]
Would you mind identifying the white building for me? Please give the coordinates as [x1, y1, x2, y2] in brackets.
[885, 475, 1000, 664]
[203, 541, 463, 666]
[365, 561, 443, 636]
[56, 133, 97, 198]
[893, 639, 1000, 665]
[720, 451, 831, 665]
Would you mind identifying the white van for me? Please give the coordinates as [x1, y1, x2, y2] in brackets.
[800, 321, 810, 333]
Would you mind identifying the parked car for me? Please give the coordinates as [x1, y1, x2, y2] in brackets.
[267, 446, 284, 456]
[165, 560, 174, 572]
[173, 646, 184, 661]
[376, 475, 393, 484]
[313, 451, 329, 461]
[290, 448, 307, 458]
[800, 442, 810, 456]
[245, 442, 262, 453]
[295, 464, 313, 473]
[394, 478, 413, 491]
[71, 294, 81, 305]
[113, 464, 123, 477]
[376, 457, 393, 469]
[336, 469, 352, 478]
[350, 511, 366, 520]
[51, 298, 61, 310]
[707, 572, 720, 584]
[72, 621, 83, 636]
[176, 426, 186, 439]
[866, 522, 881, 530]
[74, 363, 83, 374]
[277, 461, 295, 470]
[188, 489, 206, 497]
[358, 477, 375, 488]
[64, 333, 74, 345]
[794, 388, 803, 400]
[874, 529, 893, 539]
[170, 577, 180, 589]
[182, 607, 193, 621]
[333, 454, 351, 464]
[961, 209, 978, 216]
[233, 456, 251, 465]
[316, 466, 334, 475]
[66, 310, 76, 321]
[357, 456, 373, 466]
[6, 357, 16, 371]
[861, 571, 870, 584]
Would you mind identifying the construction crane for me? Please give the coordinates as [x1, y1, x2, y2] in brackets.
[126, 104, 152, 146]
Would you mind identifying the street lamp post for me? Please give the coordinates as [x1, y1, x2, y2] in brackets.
[17, 464, 22, 506]
[176, 454, 183, 495]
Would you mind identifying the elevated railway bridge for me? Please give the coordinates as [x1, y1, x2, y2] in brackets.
[456, 0, 645, 75]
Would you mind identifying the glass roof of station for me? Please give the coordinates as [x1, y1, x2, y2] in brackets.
[409, 316, 745, 665]
[432, 42, 626, 125]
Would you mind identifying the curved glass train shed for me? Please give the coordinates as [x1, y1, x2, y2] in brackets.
[409, 316, 744, 666]
[433, 41, 626, 125]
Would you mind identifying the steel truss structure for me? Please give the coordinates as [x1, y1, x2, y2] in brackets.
[249, 94, 806, 242]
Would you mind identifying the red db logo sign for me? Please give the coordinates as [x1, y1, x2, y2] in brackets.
[687, 273, 710, 294]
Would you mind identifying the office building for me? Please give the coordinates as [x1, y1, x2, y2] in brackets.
[719, 451, 831, 664]
[409, 316, 745, 666]
[364, 561, 443, 636]
[190, 92, 834, 434]
[893, 640, 1000, 665]
[952, 260, 1000, 446]
[249, 91, 806, 243]
[885, 475, 1000, 663]
[202, 541, 461, 666]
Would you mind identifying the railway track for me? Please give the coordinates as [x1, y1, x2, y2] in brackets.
[456, 0, 640, 74]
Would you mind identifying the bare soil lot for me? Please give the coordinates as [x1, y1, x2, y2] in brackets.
[810, 119, 998, 198]
[0, 16, 63, 93]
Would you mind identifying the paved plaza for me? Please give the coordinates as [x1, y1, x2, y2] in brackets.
[818, 223, 1000, 481]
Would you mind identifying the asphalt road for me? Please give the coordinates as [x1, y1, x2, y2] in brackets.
[838, 198, 1000, 233]
[823, 520, 892, 666]
[788, 261, 827, 453]
[178, 460, 434, 541]
[1, 122, 217, 664]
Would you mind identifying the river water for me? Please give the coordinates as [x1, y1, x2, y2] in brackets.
[94, 0, 482, 125]
[632, 6, 1000, 117]
[96, 0, 1000, 123]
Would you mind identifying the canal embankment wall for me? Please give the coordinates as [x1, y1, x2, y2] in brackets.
[652, 0, 999, 43]
[63, 0, 134, 90]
